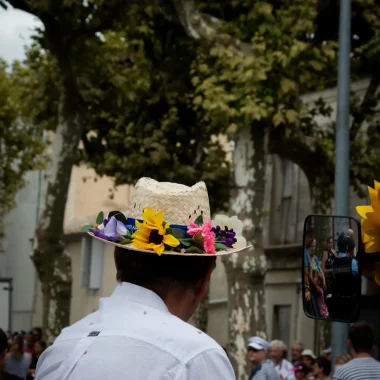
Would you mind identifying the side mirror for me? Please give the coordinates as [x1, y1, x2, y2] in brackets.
[302, 215, 361, 323]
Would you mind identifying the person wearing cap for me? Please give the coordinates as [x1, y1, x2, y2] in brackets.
[247, 337, 279, 380]
[301, 349, 316, 373]
[291, 362, 311, 380]
[270, 340, 295, 380]
[321, 347, 332, 362]
[35, 178, 251, 380]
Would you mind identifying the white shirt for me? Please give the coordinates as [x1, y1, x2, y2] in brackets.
[274, 359, 295, 380]
[35, 282, 235, 380]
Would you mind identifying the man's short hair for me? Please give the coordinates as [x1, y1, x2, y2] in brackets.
[270, 340, 287, 352]
[346, 237, 355, 252]
[0, 328, 8, 356]
[114, 247, 215, 297]
[348, 321, 375, 354]
[337, 233, 348, 253]
[315, 356, 332, 376]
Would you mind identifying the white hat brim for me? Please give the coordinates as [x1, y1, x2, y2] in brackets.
[88, 232, 251, 256]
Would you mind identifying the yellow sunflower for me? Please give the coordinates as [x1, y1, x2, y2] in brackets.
[356, 180, 380, 254]
[131, 207, 180, 255]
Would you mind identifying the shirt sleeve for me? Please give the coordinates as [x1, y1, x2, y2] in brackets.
[304, 250, 310, 268]
[352, 259, 358, 276]
[178, 348, 236, 380]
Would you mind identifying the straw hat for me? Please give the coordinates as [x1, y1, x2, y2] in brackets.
[85, 177, 250, 256]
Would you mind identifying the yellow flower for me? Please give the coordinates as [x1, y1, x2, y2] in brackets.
[131, 207, 180, 255]
[356, 180, 380, 253]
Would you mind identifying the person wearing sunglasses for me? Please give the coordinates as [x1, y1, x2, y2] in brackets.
[248, 337, 279, 380]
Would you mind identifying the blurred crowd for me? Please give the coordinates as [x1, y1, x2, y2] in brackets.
[0, 327, 46, 380]
[246, 321, 378, 380]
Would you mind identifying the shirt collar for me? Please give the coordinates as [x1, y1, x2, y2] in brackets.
[338, 252, 347, 258]
[109, 282, 169, 313]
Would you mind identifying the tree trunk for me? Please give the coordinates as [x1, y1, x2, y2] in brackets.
[31, 33, 84, 342]
[222, 125, 268, 380]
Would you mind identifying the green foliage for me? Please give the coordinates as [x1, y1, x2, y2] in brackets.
[0, 59, 46, 213]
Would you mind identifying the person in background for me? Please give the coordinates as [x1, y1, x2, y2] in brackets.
[312, 356, 331, 380]
[346, 229, 357, 257]
[333, 321, 380, 379]
[301, 350, 316, 373]
[247, 337, 279, 380]
[23, 334, 34, 356]
[291, 343, 304, 365]
[333, 355, 351, 373]
[5, 332, 12, 346]
[291, 362, 311, 380]
[321, 348, 332, 362]
[0, 329, 23, 380]
[27, 342, 46, 380]
[270, 340, 294, 380]
[4, 335, 31, 380]
[321, 237, 337, 296]
[30, 330, 41, 346]
[312, 270, 329, 319]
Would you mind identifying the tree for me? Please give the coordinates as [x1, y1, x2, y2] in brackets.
[4, 0, 231, 342]
[0, 59, 45, 259]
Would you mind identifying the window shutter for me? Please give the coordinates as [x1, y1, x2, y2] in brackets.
[80, 237, 92, 288]
[89, 239, 105, 290]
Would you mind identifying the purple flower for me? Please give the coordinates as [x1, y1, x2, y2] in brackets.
[92, 216, 128, 242]
[211, 225, 237, 248]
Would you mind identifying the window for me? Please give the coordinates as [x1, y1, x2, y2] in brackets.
[80, 237, 105, 291]
[273, 305, 291, 350]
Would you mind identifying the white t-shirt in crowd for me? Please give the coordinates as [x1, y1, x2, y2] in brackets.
[274, 359, 295, 380]
[35, 282, 235, 380]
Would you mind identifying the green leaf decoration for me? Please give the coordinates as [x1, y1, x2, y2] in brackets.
[194, 215, 204, 226]
[120, 238, 132, 245]
[186, 246, 203, 254]
[166, 227, 173, 235]
[108, 211, 127, 224]
[179, 237, 192, 247]
[96, 211, 104, 225]
[215, 243, 229, 251]
[81, 225, 93, 232]
[171, 228, 188, 239]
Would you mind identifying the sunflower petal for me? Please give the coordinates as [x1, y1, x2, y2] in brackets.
[155, 210, 164, 227]
[368, 186, 380, 213]
[163, 234, 180, 247]
[364, 238, 380, 253]
[366, 212, 380, 228]
[356, 205, 373, 219]
[362, 218, 380, 237]
[375, 180, 380, 192]
[142, 207, 157, 227]
[153, 244, 165, 255]
[131, 240, 155, 250]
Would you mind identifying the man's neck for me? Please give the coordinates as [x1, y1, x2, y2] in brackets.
[353, 352, 371, 359]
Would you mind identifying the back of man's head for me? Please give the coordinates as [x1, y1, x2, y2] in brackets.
[0, 328, 8, 359]
[114, 247, 216, 298]
[348, 322, 374, 354]
[337, 233, 348, 253]
[346, 237, 355, 255]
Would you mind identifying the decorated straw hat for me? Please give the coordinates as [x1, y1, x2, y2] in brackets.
[82, 177, 250, 256]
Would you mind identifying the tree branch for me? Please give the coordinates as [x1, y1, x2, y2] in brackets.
[4, 0, 38, 16]
[160, 0, 253, 55]
[350, 76, 380, 141]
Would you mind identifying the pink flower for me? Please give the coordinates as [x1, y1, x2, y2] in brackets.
[187, 220, 216, 254]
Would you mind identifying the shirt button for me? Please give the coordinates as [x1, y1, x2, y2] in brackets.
[89, 322, 93, 325]
[84, 351, 87, 355]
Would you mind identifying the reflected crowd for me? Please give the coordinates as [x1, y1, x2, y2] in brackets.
[304, 228, 359, 321]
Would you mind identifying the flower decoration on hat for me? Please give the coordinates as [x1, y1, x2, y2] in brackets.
[356, 179, 380, 284]
[212, 215, 247, 249]
[82, 208, 248, 256]
[131, 208, 180, 255]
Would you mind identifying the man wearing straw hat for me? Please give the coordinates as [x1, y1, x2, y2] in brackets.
[35, 178, 249, 380]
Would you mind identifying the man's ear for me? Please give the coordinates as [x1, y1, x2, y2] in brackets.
[196, 258, 216, 298]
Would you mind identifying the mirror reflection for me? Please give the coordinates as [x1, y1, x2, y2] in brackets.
[303, 215, 361, 323]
